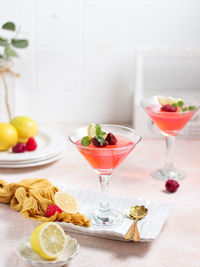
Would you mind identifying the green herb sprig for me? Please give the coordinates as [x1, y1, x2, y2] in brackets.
[172, 101, 184, 108]
[0, 21, 28, 59]
[172, 101, 196, 112]
[81, 124, 107, 146]
[95, 124, 106, 137]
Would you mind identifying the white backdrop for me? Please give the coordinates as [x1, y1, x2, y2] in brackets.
[1, 0, 200, 123]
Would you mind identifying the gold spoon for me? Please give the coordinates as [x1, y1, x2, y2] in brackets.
[125, 205, 148, 241]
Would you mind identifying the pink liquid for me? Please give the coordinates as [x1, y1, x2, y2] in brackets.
[76, 135, 134, 172]
[146, 105, 195, 135]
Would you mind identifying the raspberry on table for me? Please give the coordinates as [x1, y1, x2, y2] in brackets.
[12, 143, 26, 153]
[165, 179, 180, 193]
[161, 104, 177, 112]
[105, 133, 118, 145]
[26, 137, 37, 151]
[46, 204, 62, 218]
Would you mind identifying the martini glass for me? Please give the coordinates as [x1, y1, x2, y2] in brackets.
[69, 125, 141, 227]
[141, 95, 199, 181]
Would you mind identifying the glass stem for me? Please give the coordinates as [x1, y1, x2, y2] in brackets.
[164, 135, 176, 169]
[99, 174, 110, 212]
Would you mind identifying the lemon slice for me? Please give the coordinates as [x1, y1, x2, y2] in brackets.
[54, 191, 79, 213]
[30, 222, 67, 259]
[87, 123, 96, 139]
[158, 96, 182, 106]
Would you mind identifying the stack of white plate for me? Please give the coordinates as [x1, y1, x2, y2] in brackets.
[0, 129, 66, 168]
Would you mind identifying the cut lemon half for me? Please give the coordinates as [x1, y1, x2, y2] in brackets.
[30, 222, 67, 259]
[54, 191, 79, 213]
[87, 123, 96, 139]
[158, 96, 182, 106]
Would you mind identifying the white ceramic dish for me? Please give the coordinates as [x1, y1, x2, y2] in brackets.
[0, 151, 65, 168]
[16, 236, 79, 267]
[58, 188, 174, 242]
[0, 128, 66, 162]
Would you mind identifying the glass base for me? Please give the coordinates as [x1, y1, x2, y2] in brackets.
[152, 167, 185, 181]
[89, 208, 124, 228]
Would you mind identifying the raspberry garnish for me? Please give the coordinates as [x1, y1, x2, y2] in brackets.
[26, 137, 37, 151]
[46, 204, 62, 218]
[105, 133, 118, 145]
[91, 137, 107, 147]
[161, 104, 177, 112]
[12, 143, 26, 153]
[165, 179, 180, 193]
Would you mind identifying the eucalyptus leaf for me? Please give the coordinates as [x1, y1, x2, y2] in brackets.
[5, 46, 18, 57]
[11, 39, 28, 48]
[2, 22, 15, 31]
[0, 37, 8, 47]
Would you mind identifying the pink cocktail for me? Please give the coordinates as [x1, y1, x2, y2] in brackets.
[69, 125, 141, 227]
[145, 105, 195, 136]
[76, 135, 134, 174]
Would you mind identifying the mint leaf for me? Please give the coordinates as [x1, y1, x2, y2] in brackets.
[95, 124, 107, 137]
[2, 22, 15, 31]
[180, 107, 187, 112]
[95, 124, 102, 136]
[11, 39, 28, 48]
[96, 136, 105, 146]
[188, 106, 196, 111]
[177, 101, 184, 107]
[172, 103, 177, 107]
[81, 136, 91, 146]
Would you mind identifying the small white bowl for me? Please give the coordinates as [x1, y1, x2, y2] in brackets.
[16, 236, 80, 267]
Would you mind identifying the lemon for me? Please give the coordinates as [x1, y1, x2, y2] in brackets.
[30, 222, 67, 259]
[54, 191, 79, 213]
[87, 123, 96, 139]
[158, 96, 182, 106]
[0, 123, 18, 151]
[10, 116, 38, 143]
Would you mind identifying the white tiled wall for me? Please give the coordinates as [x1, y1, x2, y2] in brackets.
[1, 0, 200, 123]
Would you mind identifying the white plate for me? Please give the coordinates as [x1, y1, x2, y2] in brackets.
[0, 152, 65, 168]
[0, 149, 65, 165]
[16, 236, 79, 267]
[0, 129, 66, 163]
[58, 188, 174, 242]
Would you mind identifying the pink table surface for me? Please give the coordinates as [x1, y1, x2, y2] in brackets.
[0, 124, 200, 267]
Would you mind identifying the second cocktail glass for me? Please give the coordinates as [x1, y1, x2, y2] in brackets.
[69, 125, 141, 228]
[141, 95, 199, 181]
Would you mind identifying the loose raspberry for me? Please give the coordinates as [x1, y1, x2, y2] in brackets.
[91, 137, 107, 147]
[46, 204, 62, 218]
[12, 143, 26, 153]
[26, 137, 37, 151]
[165, 179, 180, 193]
[105, 133, 118, 145]
[161, 104, 177, 112]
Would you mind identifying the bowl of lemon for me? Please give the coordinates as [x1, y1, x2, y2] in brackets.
[16, 222, 79, 267]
